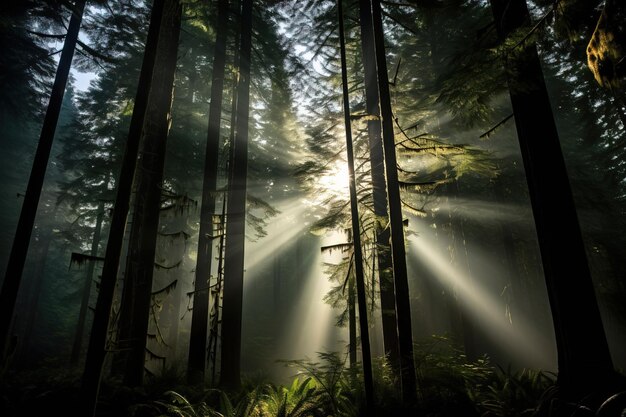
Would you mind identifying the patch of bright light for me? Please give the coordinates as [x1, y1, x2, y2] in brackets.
[408, 228, 555, 370]
[317, 159, 349, 199]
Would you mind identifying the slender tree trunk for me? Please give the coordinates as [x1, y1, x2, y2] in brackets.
[219, 0, 252, 390]
[357, 0, 400, 373]
[187, 0, 230, 385]
[0, 0, 85, 359]
[490, 0, 617, 397]
[71, 200, 106, 365]
[121, 0, 181, 387]
[369, 0, 418, 403]
[338, 0, 374, 408]
[80, 0, 167, 414]
[208, 13, 241, 383]
[348, 277, 356, 369]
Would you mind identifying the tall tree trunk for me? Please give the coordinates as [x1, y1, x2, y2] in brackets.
[71, 199, 106, 365]
[208, 13, 241, 384]
[357, 0, 400, 373]
[338, 0, 374, 408]
[121, 0, 181, 387]
[80, 0, 167, 414]
[219, 0, 252, 390]
[187, 0, 230, 386]
[0, 0, 85, 359]
[490, 0, 618, 398]
[369, 0, 418, 403]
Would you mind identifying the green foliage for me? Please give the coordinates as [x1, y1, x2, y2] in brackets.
[256, 377, 325, 417]
[128, 390, 220, 417]
[469, 366, 555, 417]
[282, 352, 359, 416]
[411, 336, 555, 417]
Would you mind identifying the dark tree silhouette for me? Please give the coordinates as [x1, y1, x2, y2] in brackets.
[490, 0, 620, 400]
[80, 0, 166, 413]
[120, 0, 182, 387]
[337, 0, 374, 408]
[188, 0, 230, 385]
[357, 0, 400, 373]
[220, 0, 252, 390]
[0, 0, 85, 360]
[369, 0, 418, 403]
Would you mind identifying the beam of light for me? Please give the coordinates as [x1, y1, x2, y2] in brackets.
[289, 260, 337, 358]
[244, 196, 310, 279]
[270, 234, 343, 367]
[434, 197, 532, 224]
[407, 227, 556, 370]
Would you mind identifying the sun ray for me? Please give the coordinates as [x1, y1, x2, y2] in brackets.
[407, 220, 556, 370]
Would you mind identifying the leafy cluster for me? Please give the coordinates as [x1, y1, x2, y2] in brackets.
[121, 341, 555, 417]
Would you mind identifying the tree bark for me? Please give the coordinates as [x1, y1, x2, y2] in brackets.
[121, 0, 181, 387]
[357, 0, 400, 373]
[348, 277, 357, 369]
[490, 0, 617, 398]
[338, 0, 374, 408]
[219, 0, 252, 390]
[369, 0, 418, 403]
[0, 0, 85, 359]
[187, 0, 230, 386]
[80, 0, 167, 414]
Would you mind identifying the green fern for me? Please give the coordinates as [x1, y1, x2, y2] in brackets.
[256, 377, 324, 417]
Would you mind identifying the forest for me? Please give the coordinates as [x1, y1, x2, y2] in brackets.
[0, 0, 625, 416]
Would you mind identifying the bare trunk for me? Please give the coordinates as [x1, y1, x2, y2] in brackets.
[490, 0, 617, 398]
[369, 0, 418, 403]
[357, 0, 400, 373]
[0, 0, 85, 358]
[187, 0, 230, 385]
[80, 0, 168, 413]
[121, 0, 181, 387]
[219, 0, 252, 390]
[338, 0, 374, 408]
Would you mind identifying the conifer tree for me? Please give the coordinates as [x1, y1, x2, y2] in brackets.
[490, 0, 619, 399]
[0, 0, 86, 361]
[80, 0, 167, 413]
[188, 0, 230, 385]
[120, 0, 182, 387]
[338, 0, 374, 407]
[220, 0, 253, 390]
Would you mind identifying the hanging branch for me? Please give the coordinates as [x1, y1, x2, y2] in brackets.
[151, 279, 178, 297]
[479, 113, 514, 139]
[321, 242, 353, 254]
[508, 2, 559, 52]
[401, 199, 428, 218]
[158, 230, 191, 240]
[154, 260, 183, 270]
[69, 252, 105, 269]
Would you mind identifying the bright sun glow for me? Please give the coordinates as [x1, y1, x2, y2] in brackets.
[318, 159, 350, 198]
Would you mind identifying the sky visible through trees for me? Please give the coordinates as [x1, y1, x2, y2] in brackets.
[1, 0, 626, 416]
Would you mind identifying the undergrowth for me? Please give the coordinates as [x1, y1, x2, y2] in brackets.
[1, 336, 558, 417]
